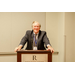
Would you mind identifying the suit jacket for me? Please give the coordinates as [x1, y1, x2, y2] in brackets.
[19, 30, 51, 50]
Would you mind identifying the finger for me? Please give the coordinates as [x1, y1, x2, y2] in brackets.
[18, 49, 20, 51]
[52, 50, 54, 53]
[47, 49, 50, 51]
[51, 50, 52, 53]
[18, 48, 21, 51]
[15, 48, 18, 52]
[15, 49, 17, 52]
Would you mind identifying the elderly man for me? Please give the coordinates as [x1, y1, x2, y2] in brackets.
[15, 21, 54, 53]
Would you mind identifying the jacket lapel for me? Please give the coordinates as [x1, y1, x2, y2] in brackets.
[30, 30, 34, 49]
[37, 30, 41, 49]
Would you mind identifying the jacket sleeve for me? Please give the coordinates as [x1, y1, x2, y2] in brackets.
[19, 31, 28, 48]
[43, 31, 51, 47]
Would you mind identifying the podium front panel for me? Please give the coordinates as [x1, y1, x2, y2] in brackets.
[21, 54, 48, 62]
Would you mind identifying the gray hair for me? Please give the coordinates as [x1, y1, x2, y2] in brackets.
[32, 21, 41, 27]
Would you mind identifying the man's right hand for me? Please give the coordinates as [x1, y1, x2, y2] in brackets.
[15, 45, 22, 52]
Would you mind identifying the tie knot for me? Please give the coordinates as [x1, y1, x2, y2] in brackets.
[35, 34, 37, 36]
[34, 34, 37, 40]
[34, 34, 37, 37]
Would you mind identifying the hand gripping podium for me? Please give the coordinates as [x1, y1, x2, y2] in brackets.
[17, 50, 52, 62]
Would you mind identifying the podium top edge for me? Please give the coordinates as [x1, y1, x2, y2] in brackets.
[17, 50, 51, 53]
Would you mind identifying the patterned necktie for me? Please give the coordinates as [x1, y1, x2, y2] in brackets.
[33, 34, 38, 50]
[34, 34, 37, 46]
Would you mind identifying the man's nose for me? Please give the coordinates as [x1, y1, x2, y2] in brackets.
[35, 27, 38, 28]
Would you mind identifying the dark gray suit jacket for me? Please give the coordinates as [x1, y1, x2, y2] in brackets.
[19, 30, 51, 50]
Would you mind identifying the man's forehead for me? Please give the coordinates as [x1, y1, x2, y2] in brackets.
[33, 22, 40, 26]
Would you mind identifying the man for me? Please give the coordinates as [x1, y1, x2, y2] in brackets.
[15, 21, 54, 53]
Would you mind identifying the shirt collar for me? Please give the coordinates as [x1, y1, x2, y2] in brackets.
[33, 32, 39, 35]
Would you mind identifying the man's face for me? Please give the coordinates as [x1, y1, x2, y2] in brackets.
[32, 22, 40, 34]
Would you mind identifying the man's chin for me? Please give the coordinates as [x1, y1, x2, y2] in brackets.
[34, 31, 39, 34]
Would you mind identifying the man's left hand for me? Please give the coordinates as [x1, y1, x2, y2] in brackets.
[47, 46, 54, 53]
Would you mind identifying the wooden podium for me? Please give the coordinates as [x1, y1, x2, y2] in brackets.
[17, 50, 52, 62]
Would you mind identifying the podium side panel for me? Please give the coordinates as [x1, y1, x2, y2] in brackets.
[48, 53, 52, 62]
[17, 53, 21, 62]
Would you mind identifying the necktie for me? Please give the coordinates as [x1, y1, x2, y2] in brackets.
[33, 34, 37, 50]
[34, 34, 37, 46]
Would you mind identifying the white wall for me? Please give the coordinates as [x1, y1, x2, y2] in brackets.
[46, 12, 65, 62]
[58, 12, 65, 62]
[0, 13, 12, 52]
[0, 55, 17, 62]
[74, 13, 75, 62]
[65, 12, 75, 62]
